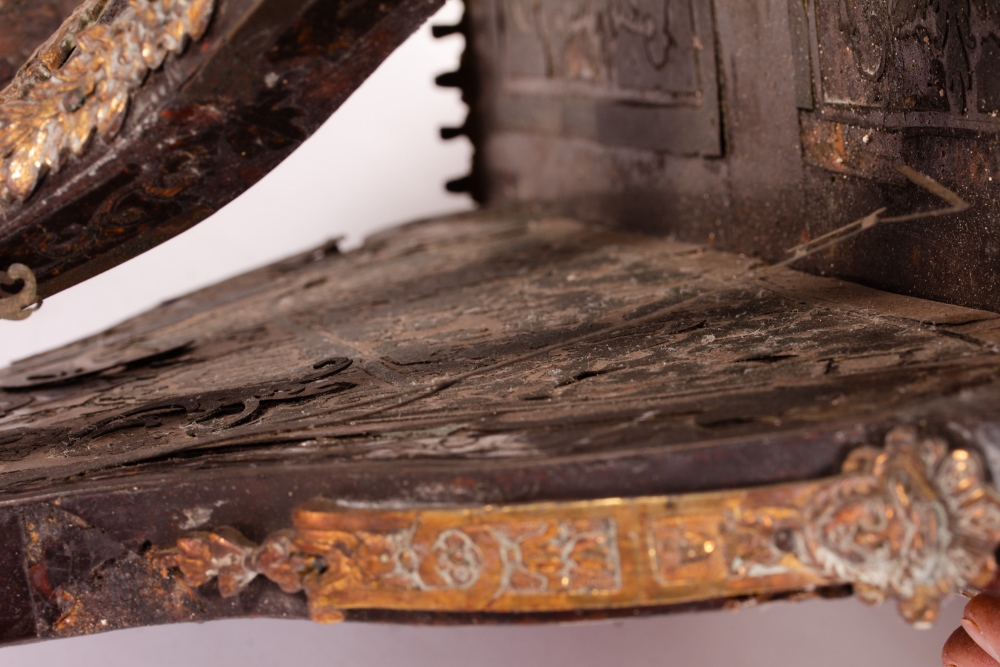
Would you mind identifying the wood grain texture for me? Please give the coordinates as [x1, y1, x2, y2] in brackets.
[3, 213, 1000, 487]
[0, 212, 999, 641]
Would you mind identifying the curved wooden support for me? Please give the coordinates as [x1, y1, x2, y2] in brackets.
[0, 0, 443, 301]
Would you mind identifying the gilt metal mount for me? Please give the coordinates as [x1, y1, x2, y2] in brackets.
[0, 0, 216, 203]
[161, 426, 1000, 626]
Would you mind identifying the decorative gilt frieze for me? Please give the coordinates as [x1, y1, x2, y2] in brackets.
[0, 0, 216, 203]
[160, 426, 1000, 626]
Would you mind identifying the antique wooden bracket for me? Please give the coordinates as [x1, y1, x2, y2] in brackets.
[160, 426, 1000, 626]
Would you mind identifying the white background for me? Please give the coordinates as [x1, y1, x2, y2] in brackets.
[1, 3, 964, 664]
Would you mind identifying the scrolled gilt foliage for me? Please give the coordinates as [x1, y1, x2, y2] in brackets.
[803, 425, 1000, 625]
[0, 0, 215, 203]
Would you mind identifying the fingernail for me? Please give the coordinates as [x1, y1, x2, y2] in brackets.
[962, 617, 1000, 662]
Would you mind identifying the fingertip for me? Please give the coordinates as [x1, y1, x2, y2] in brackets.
[943, 625, 1000, 667]
[966, 592, 1000, 625]
[965, 593, 1000, 662]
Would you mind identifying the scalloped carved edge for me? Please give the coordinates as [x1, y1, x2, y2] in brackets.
[0, 0, 216, 204]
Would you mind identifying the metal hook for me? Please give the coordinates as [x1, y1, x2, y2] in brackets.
[0, 264, 39, 321]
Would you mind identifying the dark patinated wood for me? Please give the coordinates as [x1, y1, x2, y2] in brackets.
[1, 211, 999, 642]
[457, 0, 1000, 312]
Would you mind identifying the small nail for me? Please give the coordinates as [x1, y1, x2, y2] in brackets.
[962, 617, 1000, 662]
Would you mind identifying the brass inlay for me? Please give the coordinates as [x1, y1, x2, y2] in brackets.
[161, 426, 1000, 626]
[0, 0, 216, 203]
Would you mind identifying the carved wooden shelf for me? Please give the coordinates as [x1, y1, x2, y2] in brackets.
[2, 0, 999, 649]
[1, 212, 999, 642]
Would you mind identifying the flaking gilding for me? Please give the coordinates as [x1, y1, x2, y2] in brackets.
[0, 0, 216, 203]
[162, 426, 1000, 626]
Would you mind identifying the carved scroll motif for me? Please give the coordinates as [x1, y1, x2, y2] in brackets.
[503, 0, 705, 96]
[816, 0, 1000, 117]
[836, 0, 987, 91]
[0, 0, 216, 203]
[162, 426, 1000, 625]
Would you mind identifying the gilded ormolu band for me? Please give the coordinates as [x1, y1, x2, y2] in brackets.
[0, 0, 216, 203]
[161, 426, 1000, 626]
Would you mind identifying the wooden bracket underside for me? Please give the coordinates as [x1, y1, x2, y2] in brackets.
[5, 213, 1000, 641]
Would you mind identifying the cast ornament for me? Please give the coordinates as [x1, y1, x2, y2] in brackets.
[0, 0, 216, 203]
[801, 425, 1000, 625]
